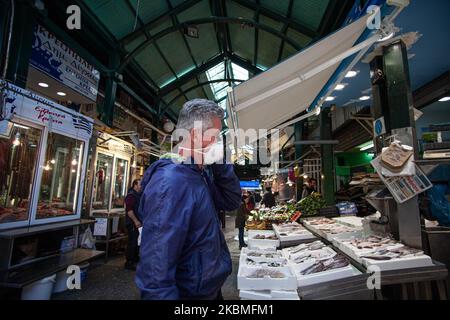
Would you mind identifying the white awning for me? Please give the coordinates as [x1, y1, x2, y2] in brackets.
[227, 13, 378, 134]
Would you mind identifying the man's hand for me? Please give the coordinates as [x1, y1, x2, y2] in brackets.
[134, 220, 142, 229]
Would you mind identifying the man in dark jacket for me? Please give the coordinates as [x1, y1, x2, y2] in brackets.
[124, 179, 142, 270]
[136, 99, 241, 300]
[261, 187, 276, 208]
[235, 195, 250, 249]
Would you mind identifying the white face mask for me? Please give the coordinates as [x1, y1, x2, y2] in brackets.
[179, 141, 224, 165]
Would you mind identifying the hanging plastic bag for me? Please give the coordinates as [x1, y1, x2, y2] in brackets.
[81, 227, 96, 250]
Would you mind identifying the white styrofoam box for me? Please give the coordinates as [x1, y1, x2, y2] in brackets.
[281, 241, 327, 260]
[292, 263, 358, 288]
[248, 230, 276, 238]
[274, 223, 316, 242]
[241, 254, 288, 267]
[288, 247, 337, 264]
[333, 239, 405, 264]
[332, 216, 364, 228]
[361, 254, 434, 271]
[237, 266, 298, 291]
[239, 289, 300, 300]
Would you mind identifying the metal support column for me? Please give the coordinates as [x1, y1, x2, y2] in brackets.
[370, 40, 421, 249]
[320, 108, 335, 205]
[5, 0, 35, 87]
[294, 122, 303, 200]
[100, 54, 120, 127]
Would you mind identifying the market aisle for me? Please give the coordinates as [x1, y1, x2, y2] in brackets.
[54, 214, 241, 300]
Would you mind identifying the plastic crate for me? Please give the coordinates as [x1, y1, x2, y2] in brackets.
[318, 206, 340, 218]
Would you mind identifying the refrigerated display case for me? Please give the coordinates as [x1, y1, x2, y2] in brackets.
[88, 131, 134, 215]
[0, 81, 93, 230]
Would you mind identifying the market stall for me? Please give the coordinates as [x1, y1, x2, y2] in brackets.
[0, 81, 93, 228]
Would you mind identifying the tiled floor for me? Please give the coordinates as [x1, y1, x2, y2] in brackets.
[54, 215, 241, 300]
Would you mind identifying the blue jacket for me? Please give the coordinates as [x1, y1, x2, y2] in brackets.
[136, 156, 241, 300]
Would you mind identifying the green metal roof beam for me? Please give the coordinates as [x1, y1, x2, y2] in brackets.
[253, 1, 260, 66]
[229, 0, 318, 38]
[119, 17, 303, 72]
[226, 53, 263, 75]
[277, 0, 294, 63]
[159, 53, 226, 97]
[120, 0, 202, 44]
[163, 78, 245, 113]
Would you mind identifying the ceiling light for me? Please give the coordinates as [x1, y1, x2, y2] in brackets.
[38, 82, 49, 88]
[325, 96, 335, 102]
[50, 159, 56, 164]
[335, 84, 346, 91]
[57, 92, 66, 96]
[315, 107, 321, 116]
[359, 96, 371, 101]
[439, 97, 450, 102]
[345, 71, 358, 78]
[72, 159, 78, 166]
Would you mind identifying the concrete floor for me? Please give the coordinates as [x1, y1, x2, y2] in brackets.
[54, 215, 241, 300]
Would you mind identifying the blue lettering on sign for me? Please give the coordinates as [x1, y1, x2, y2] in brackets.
[30, 26, 63, 81]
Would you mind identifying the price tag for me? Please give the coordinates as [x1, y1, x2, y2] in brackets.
[290, 211, 302, 222]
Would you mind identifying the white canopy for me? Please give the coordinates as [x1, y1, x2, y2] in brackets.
[227, 13, 378, 134]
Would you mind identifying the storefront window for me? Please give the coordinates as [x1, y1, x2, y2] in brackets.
[93, 153, 113, 210]
[36, 133, 84, 219]
[112, 159, 129, 209]
[0, 123, 42, 224]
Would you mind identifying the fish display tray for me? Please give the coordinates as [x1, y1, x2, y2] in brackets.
[239, 289, 300, 300]
[240, 253, 288, 266]
[283, 246, 337, 262]
[291, 263, 359, 288]
[237, 265, 298, 291]
[332, 239, 404, 264]
[360, 254, 434, 271]
[332, 216, 364, 228]
[273, 223, 316, 243]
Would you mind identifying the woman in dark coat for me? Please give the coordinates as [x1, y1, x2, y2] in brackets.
[235, 195, 250, 249]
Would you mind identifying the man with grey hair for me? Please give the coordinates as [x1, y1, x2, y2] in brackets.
[136, 99, 242, 300]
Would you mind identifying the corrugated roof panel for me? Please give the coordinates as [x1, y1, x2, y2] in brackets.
[85, 0, 136, 39]
[129, 0, 169, 24]
[259, 13, 284, 32]
[176, 0, 211, 22]
[183, 26, 220, 63]
[286, 28, 312, 48]
[163, 89, 182, 104]
[124, 33, 147, 53]
[134, 44, 174, 86]
[291, 0, 330, 31]
[280, 43, 298, 62]
[180, 79, 198, 92]
[257, 30, 282, 67]
[147, 19, 174, 35]
[260, 0, 290, 16]
[156, 32, 195, 76]
[226, 1, 254, 19]
[186, 87, 206, 100]
[229, 25, 255, 62]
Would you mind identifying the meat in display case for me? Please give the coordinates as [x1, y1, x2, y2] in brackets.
[36, 132, 85, 219]
[0, 124, 42, 224]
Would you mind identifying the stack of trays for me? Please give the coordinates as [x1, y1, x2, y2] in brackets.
[238, 247, 299, 300]
[247, 230, 280, 250]
[273, 222, 317, 244]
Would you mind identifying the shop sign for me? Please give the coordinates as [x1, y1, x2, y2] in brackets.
[2, 81, 93, 141]
[30, 24, 100, 101]
[373, 116, 386, 137]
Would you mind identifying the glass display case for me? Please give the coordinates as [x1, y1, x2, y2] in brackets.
[0, 122, 42, 226]
[36, 132, 84, 220]
[0, 81, 94, 229]
[92, 153, 114, 211]
[112, 158, 129, 209]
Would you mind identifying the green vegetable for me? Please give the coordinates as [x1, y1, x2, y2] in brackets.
[297, 192, 327, 217]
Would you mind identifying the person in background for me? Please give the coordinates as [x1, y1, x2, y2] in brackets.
[301, 178, 318, 199]
[236, 195, 250, 249]
[136, 99, 241, 300]
[261, 187, 276, 208]
[124, 179, 142, 271]
[246, 192, 256, 211]
[254, 190, 262, 203]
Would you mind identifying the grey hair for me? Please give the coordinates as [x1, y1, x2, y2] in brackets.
[176, 99, 224, 132]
